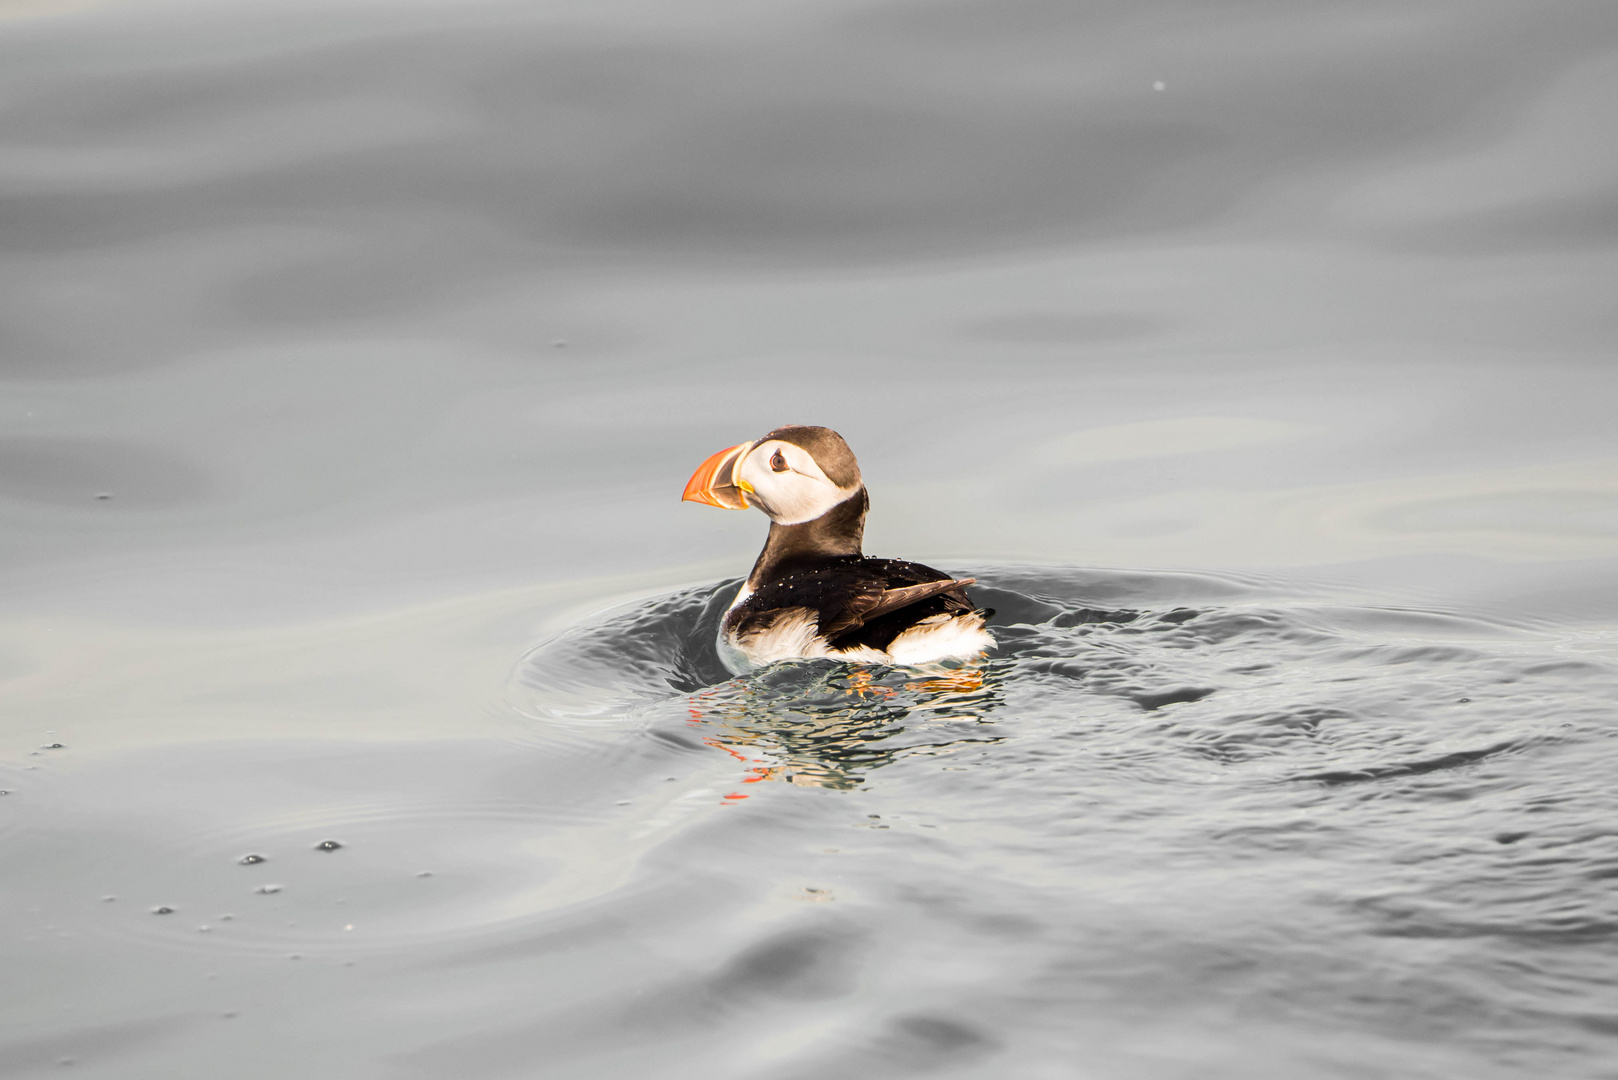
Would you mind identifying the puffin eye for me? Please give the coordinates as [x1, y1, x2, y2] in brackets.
[770, 450, 788, 472]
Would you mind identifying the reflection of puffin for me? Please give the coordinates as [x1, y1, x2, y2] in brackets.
[683, 425, 994, 673]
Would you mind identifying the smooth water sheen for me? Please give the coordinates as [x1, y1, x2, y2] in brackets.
[3, 0, 1617, 1076]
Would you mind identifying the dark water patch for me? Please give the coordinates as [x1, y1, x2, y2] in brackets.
[1519, 660, 1612, 679]
[1128, 685, 1216, 711]
[826, 1013, 1000, 1074]
[643, 727, 709, 755]
[1368, 902, 1618, 946]
[710, 924, 862, 1004]
[1297, 740, 1527, 786]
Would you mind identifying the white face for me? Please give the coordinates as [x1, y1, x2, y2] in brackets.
[734, 439, 860, 525]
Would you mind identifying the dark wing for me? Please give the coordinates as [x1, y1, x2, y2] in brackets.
[853, 577, 977, 626]
[830, 558, 983, 651]
[731, 557, 977, 650]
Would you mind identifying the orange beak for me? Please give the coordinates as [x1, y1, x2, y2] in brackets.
[682, 441, 754, 510]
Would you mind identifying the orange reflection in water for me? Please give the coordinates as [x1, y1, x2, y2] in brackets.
[684, 662, 1002, 799]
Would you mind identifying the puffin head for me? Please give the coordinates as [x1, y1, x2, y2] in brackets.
[683, 425, 863, 525]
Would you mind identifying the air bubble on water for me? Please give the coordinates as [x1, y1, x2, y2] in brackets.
[239, 854, 267, 865]
[152, 906, 175, 915]
[314, 839, 342, 852]
[255, 884, 282, 895]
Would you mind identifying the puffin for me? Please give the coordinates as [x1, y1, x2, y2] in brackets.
[682, 425, 994, 673]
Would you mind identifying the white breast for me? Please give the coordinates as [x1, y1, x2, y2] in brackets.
[715, 584, 755, 674]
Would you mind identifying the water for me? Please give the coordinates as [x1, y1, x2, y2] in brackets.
[505, 570, 1618, 1077]
[3, 0, 1617, 1076]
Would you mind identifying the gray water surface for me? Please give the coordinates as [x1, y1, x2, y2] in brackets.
[3, 1, 1617, 1077]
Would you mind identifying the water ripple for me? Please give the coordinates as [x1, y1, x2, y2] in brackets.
[492, 565, 1618, 1073]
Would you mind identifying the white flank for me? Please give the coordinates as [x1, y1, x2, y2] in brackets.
[885, 613, 995, 666]
[719, 605, 993, 674]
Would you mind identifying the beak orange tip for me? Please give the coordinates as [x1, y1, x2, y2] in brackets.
[682, 442, 752, 509]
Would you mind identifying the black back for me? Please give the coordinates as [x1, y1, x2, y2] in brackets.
[727, 554, 975, 653]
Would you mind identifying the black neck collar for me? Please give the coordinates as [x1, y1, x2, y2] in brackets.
[746, 487, 868, 589]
